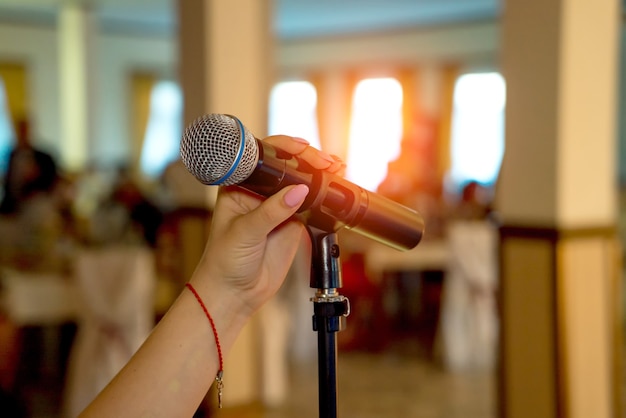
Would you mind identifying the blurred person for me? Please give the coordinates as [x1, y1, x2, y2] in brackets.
[110, 168, 163, 248]
[0, 119, 76, 417]
[72, 163, 115, 225]
[73, 135, 343, 417]
[0, 117, 58, 215]
[0, 117, 74, 274]
[88, 166, 163, 248]
[450, 180, 492, 221]
[63, 167, 162, 417]
[0, 175, 75, 274]
[377, 114, 444, 238]
[373, 116, 445, 354]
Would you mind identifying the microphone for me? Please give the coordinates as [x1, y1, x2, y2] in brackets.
[180, 113, 424, 251]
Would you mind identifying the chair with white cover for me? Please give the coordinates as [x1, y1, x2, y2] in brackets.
[63, 245, 155, 417]
[439, 219, 499, 372]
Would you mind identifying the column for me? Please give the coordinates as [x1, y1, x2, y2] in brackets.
[177, 0, 275, 408]
[496, 0, 621, 417]
[178, 0, 273, 134]
[58, 1, 96, 171]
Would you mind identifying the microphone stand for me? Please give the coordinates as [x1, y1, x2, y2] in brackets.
[305, 218, 350, 418]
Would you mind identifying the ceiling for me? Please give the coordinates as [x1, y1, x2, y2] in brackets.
[0, 0, 501, 39]
[275, 0, 499, 39]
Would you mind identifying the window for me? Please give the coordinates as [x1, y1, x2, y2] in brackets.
[140, 80, 183, 178]
[269, 81, 320, 149]
[449, 72, 506, 190]
[0, 77, 14, 175]
[345, 77, 403, 192]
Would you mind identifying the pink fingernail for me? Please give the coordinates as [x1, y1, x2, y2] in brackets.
[292, 137, 310, 145]
[284, 184, 309, 207]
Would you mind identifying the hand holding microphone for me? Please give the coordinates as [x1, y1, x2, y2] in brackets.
[180, 113, 424, 251]
[79, 132, 326, 418]
[80, 115, 424, 417]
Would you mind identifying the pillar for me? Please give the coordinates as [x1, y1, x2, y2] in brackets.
[178, 0, 273, 134]
[496, 0, 621, 417]
[58, 1, 96, 171]
[314, 71, 353, 159]
[177, 0, 275, 408]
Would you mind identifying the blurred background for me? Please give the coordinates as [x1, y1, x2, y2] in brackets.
[0, 0, 622, 417]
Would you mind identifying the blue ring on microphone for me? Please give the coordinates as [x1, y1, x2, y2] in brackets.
[214, 115, 246, 185]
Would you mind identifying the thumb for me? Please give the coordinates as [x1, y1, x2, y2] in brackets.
[247, 184, 309, 235]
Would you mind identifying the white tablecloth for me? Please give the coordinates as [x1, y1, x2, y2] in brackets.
[1, 269, 78, 326]
[364, 239, 449, 279]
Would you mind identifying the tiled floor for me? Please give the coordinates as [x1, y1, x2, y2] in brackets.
[11, 285, 618, 418]
[19, 329, 626, 418]
[263, 351, 496, 418]
[205, 331, 495, 418]
[21, 341, 494, 418]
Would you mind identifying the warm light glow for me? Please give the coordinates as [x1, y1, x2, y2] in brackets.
[346, 78, 403, 191]
[269, 81, 321, 149]
[449, 72, 506, 189]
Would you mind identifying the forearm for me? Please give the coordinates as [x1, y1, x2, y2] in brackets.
[77, 158, 317, 417]
[79, 282, 250, 418]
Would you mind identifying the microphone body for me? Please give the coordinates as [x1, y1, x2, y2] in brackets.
[180, 114, 424, 251]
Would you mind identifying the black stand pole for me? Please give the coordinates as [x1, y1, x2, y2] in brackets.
[306, 225, 350, 418]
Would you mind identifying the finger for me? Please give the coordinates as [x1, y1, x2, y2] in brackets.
[264, 135, 309, 155]
[242, 184, 310, 238]
[264, 136, 338, 171]
[327, 154, 347, 175]
[207, 186, 265, 242]
[296, 147, 337, 170]
[264, 222, 308, 278]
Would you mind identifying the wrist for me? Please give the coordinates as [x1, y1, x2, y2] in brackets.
[186, 275, 253, 351]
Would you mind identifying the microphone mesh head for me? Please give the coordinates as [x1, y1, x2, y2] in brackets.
[180, 114, 259, 186]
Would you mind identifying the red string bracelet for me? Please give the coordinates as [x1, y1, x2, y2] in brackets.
[185, 282, 224, 408]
